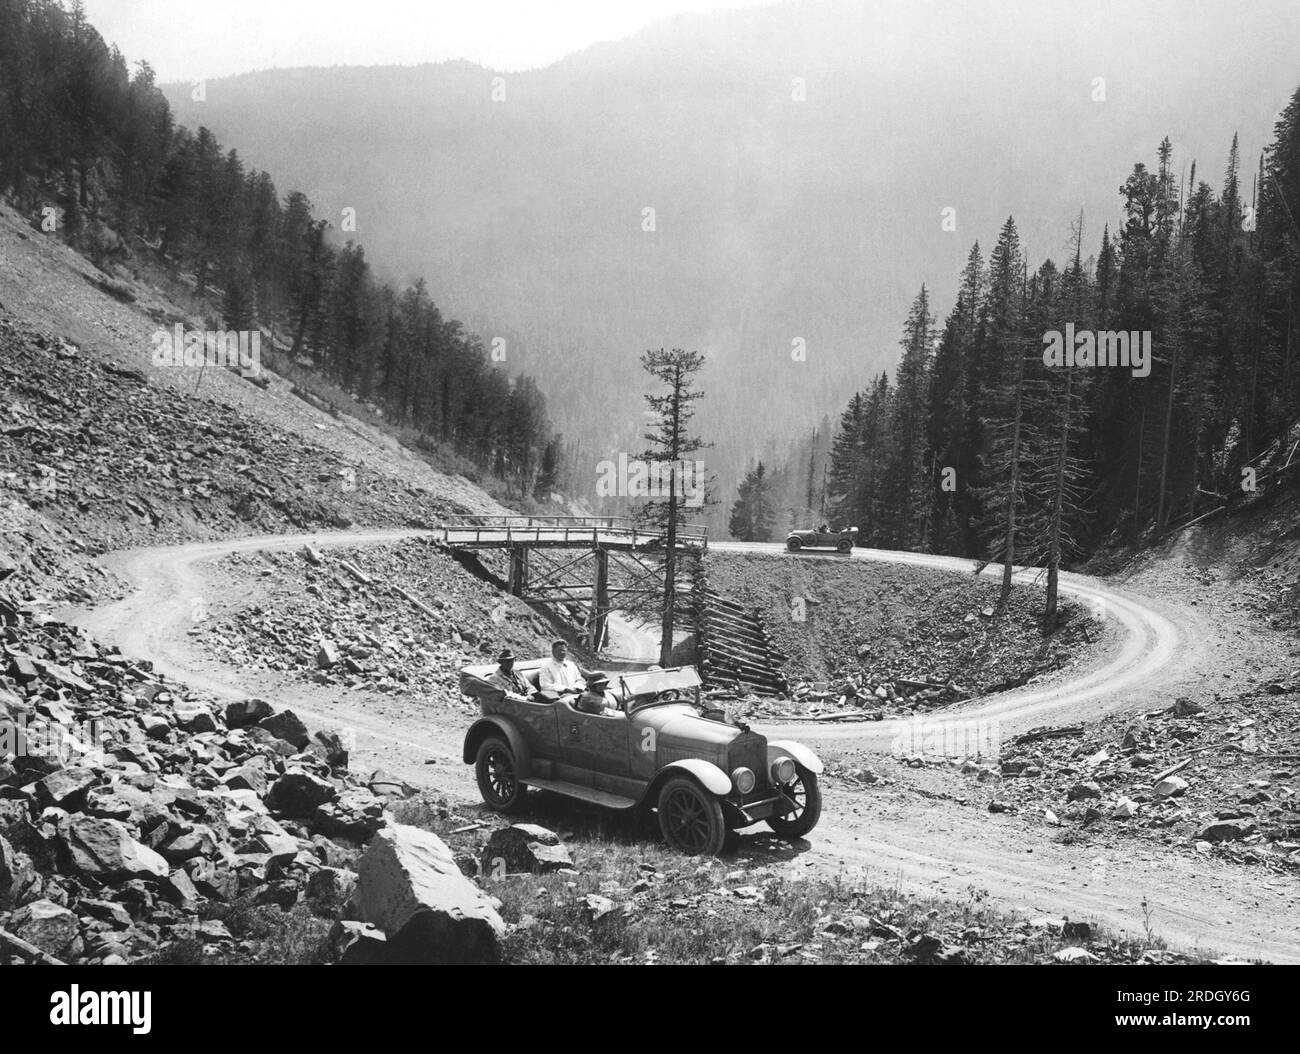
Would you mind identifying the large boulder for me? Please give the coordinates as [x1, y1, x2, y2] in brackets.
[1197, 819, 1255, 843]
[311, 789, 386, 842]
[367, 770, 415, 800]
[9, 898, 80, 959]
[222, 764, 268, 795]
[260, 710, 310, 750]
[480, 824, 573, 876]
[77, 897, 133, 928]
[224, 697, 274, 729]
[316, 641, 340, 669]
[61, 816, 169, 881]
[308, 729, 350, 767]
[267, 771, 337, 817]
[173, 702, 217, 733]
[35, 767, 98, 811]
[352, 823, 504, 964]
[159, 824, 219, 863]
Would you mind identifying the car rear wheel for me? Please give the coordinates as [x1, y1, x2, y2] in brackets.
[475, 736, 526, 812]
[767, 767, 822, 840]
[786, 537, 802, 551]
[657, 777, 726, 856]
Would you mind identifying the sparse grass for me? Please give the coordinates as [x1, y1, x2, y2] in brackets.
[140, 790, 1228, 965]
[389, 791, 1217, 965]
[143, 901, 334, 965]
[484, 839, 1201, 964]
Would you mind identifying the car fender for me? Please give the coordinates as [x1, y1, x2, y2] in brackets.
[463, 715, 532, 777]
[656, 758, 731, 797]
[767, 739, 824, 775]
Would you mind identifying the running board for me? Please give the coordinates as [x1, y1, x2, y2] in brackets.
[525, 777, 639, 810]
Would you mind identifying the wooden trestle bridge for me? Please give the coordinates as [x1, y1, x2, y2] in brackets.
[441, 515, 787, 695]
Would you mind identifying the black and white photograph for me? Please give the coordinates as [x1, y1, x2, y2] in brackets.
[1, 0, 1298, 1015]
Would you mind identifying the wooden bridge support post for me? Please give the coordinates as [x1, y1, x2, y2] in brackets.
[590, 546, 609, 650]
[508, 544, 528, 596]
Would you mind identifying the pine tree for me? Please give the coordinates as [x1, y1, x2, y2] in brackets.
[1038, 216, 1092, 624]
[880, 286, 935, 548]
[729, 461, 776, 541]
[534, 435, 563, 501]
[970, 218, 1028, 609]
[827, 392, 866, 525]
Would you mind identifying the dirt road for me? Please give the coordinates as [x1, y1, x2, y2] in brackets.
[67, 531, 1300, 962]
[713, 540, 1180, 740]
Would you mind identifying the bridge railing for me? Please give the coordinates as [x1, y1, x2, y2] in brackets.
[441, 514, 709, 549]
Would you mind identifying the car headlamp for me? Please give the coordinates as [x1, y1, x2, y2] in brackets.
[730, 766, 756, 795]
[771, 756, 797, 785]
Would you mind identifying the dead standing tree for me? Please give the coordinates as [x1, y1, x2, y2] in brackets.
[638, 347, 709, 666]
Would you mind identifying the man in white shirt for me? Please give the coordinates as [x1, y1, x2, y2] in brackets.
[537, 640, 590, 699]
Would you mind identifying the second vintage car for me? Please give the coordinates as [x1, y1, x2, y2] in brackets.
[786, 523, 859, 552]
[460, 661, 823, 855]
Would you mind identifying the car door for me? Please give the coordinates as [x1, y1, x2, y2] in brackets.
[513, 697, 562, 759]
[557, 698, 632, 778]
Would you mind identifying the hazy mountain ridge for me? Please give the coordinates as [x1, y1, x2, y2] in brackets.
[163, 0, 1300, 521]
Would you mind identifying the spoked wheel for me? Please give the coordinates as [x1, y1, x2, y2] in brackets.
[767, 767, 822, 840]
[475, 736, 526, 812]
[657, 777, 726, 856]
[836, 539, 852, 553]
[786, 537, 802, 551]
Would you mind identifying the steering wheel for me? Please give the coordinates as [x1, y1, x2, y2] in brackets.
[653, 688, 682, 703]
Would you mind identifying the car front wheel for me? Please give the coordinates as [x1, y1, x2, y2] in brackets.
[657, 777, 726, 856]
[475, 735, 526, 812]
[767, 767, 822, 840]
[786, 537, 802, 551]
[836, 539, 851, 552]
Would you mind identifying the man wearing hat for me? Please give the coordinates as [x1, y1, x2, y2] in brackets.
[486, 648, 536, 703]
[574, 672, 618, 715]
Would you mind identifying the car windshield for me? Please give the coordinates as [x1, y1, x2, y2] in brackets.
[614, 667, 702, 711]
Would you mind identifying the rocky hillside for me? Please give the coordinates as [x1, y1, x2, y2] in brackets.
[707, 551, 1101, 717]
[0, 192, 542, 964]
[0, 201, 510, 535]
[0, 610, 397, 964]
[0, 317, 446, 555]
[197, 539, 565, 701]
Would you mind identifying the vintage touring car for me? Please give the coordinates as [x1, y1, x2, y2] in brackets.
[460, 661, 822, 855]
[785, 524, 859, 552]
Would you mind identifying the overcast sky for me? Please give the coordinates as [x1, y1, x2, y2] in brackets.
[81, 0, 776, 81]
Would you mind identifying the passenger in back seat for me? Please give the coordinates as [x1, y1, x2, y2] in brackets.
[486, 648, 536, 703]
[538, 639, 591, 700]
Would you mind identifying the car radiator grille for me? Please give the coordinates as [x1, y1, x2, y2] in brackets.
[727, 732, 768, 790]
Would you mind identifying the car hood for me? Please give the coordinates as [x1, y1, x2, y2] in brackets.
[635, 704, 743, 746]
